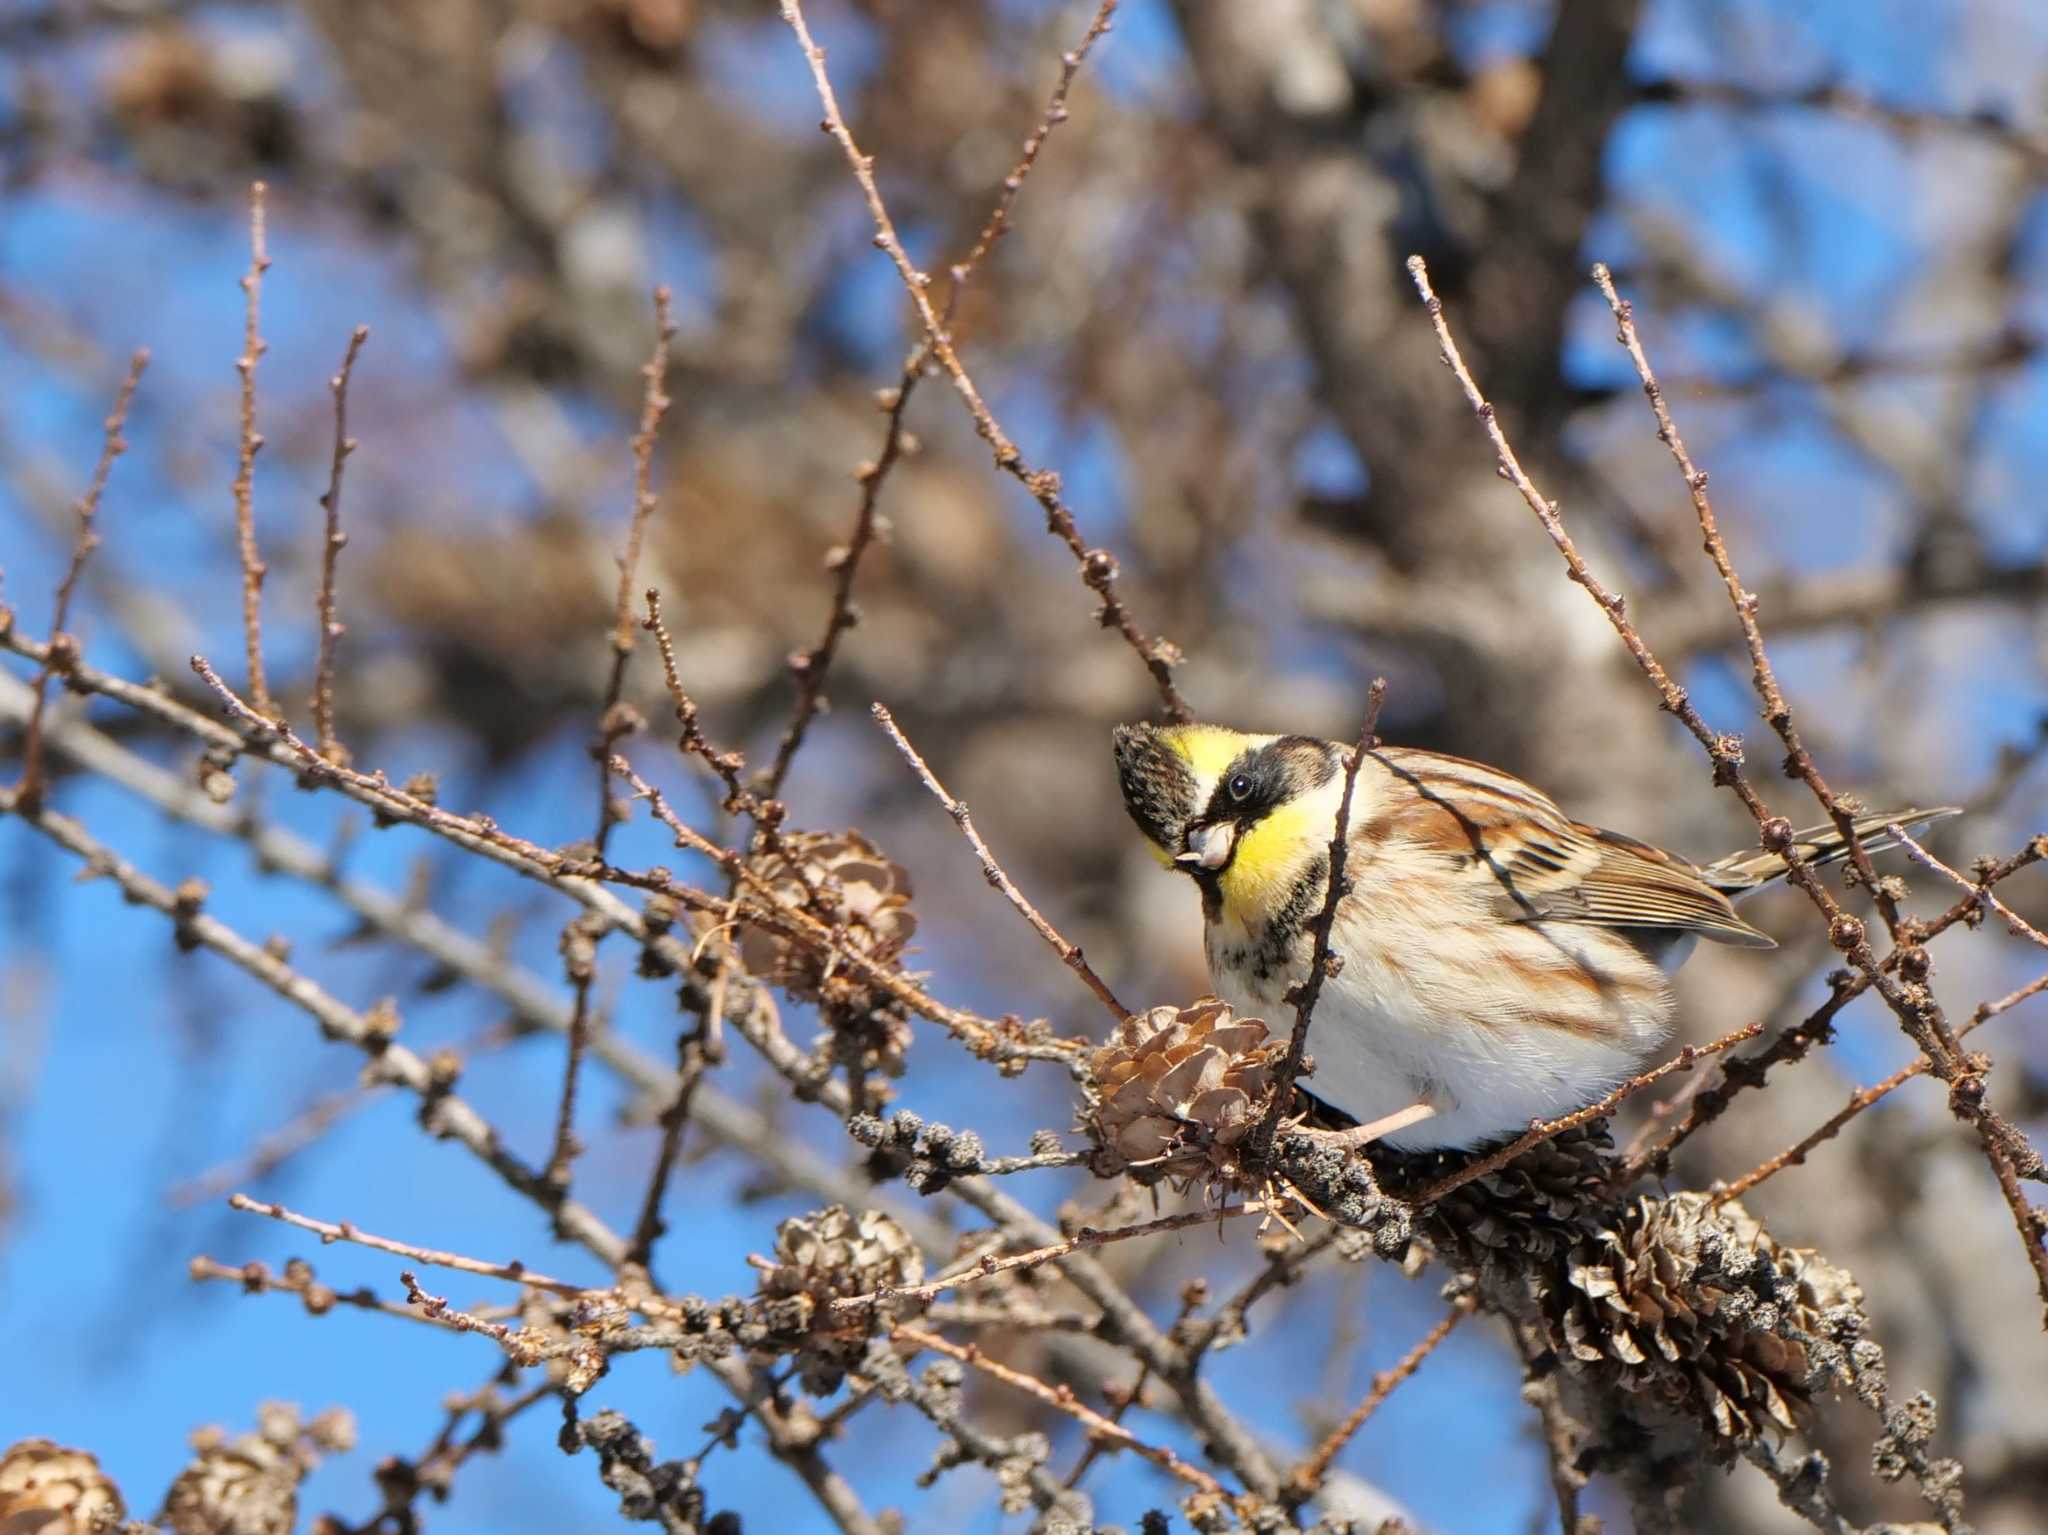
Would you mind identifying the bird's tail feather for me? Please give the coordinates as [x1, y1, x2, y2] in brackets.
[1705, 806, 1961, 894]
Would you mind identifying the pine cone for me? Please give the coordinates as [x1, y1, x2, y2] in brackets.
[757, 1206, 926, 1392]
[1541, 1192, 1871, 1447]
[159, 1440, 295, 1535]
[1374, 1122, 1616, 1260]
[0, 1439, 125, 1535]
[159, 1404, 353, 1535]
[741, 831, 918, 1075]
[1083, 999, 1283, 1193]
[811, 1007, 915, 1086]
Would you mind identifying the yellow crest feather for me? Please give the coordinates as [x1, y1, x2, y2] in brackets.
[1160, 725, 1254, 783]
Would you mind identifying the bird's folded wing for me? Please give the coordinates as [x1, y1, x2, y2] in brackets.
[1369, 747, 1773, 948]
[1478, 822, 1775, 948]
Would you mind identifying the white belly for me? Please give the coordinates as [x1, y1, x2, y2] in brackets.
[1209, 926, 1674, 1151]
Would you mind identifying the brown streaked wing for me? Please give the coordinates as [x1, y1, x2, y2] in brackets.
[1566, 865, 1773, 946]
[1373, 747, 1600, 873]
[1371, 748, 1774, 949]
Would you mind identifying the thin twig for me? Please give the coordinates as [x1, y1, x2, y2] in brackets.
[949, 0, 1119, 282]
[1062, 1275, 1196, 1493]
[310, 325, 367, 765]
[884, 1356, 1084, 1517]
[1285, 1296, 1475, 1503]
[701, 1359, 884, 1535]
[546, 939, 602, 1198]
[12, 347, 147, 814]
[822, 1201, 1271, 1324]
[399, 1375, 559, 1519]
[1061, 1358, 1155, 1491]
[1975, 966, 2048, 1027]
[401, 1271, 514, 1342]
[1715, 1055, 1936, 1207]
[1251, 681, 1386, 1163]
[233, 181, 276, 720]
[607, 751, 1086, 1068]
[761, 1, 1120, 797]
[642, 588, 784, 838]
[183, 646, 1060, 1065]
[761, 351, 920, 798]
[893, 1323, 1236, 1504]
[1894, 827, 2048, 951]
[872, 701, 1129, 1021]
[188, 1254, 504, 1333]
[609, 288, 676, 664]
[550, 290, 677, 1191]
[1414, 1021, 1763, 1206]
[1711, 972, 2043, 1204]
[776, 0, 1192, 722]
[625, 972, 720, 1269]
[1186, 1230, 1341, 1362]
[225, 1193, 626, 1305]
[1617, 970, 1855, 1182]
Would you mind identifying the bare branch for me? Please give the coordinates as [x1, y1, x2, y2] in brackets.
[872, 701, 1130, 1022]
[553, 289, 681, 1194]
[1418, 1020, 1764, 1206]
[1894, 827, 2048, 952]
[775, 0, 1192, 722]
[808, 1203, 1270, 1330]
[12, 346, 146, 815]
[761, 1, 1120, 797]
[1285, 1294, 1475, 1504]
[948, 0, 1120, 284]
[761, 352, 921, 798]
[188, 1253, 499, 1334]
[232, 181, 276, 720]
[226, 1193, 625, 1307]
[1252, 680, 1386, 1163]
[894, 1322, 1237, 1505]
[310, 324, 368, 766]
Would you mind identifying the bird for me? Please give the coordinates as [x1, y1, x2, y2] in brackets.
[1112, 722, 1955, 1152]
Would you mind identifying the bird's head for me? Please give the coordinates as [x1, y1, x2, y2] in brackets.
[1112, 724, 1344, 900]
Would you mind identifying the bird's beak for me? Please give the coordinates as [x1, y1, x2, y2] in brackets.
[1177, 821, 1236, 872]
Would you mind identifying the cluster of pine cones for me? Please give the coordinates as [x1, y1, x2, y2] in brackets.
[1, 1403, 352, 1535]
[1079, 996, 1882, 1454]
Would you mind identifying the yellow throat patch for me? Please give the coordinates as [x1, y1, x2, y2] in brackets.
[1215, 792, 1326, 927]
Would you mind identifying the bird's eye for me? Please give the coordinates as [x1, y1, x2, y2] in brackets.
[1227, 772, 1254, 803]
